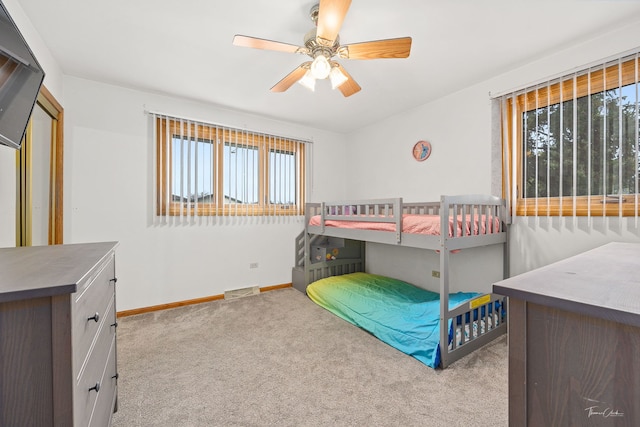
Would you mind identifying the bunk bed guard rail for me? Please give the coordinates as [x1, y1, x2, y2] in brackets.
[320, 198, 403, 243]
[305, 195, 508, 246]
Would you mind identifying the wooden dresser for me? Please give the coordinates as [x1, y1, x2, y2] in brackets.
[0, 242, 119, 426]
[493, 242, 640, 426]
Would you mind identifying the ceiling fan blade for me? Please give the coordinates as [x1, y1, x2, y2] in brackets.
[339, 37, 412, 60]
[336, 64, 361, 97]
[270, 63, 311, 93]
[316, 0, 352, 46]
[233, 35, 306, 54]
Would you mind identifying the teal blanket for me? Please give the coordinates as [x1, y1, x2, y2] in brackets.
[307, 272, 479, 368]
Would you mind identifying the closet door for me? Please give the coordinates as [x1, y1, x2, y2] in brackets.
[16, 86, 63, 246]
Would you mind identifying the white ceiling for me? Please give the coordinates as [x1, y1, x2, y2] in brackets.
[16, 0, 640, 133]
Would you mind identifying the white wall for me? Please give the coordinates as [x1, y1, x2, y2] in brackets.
[347, 17, 640, 285]
[346, 84, 494, 201]
[2, 0, 63, 97]
[5, 2, 640, 309]
[0, 0, 63, 247]
[0, 144, 16, 247]
[62, 76, 348, 311]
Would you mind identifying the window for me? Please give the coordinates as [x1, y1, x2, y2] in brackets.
[155, 116, 306, 217]
[502, 54, 639, 216]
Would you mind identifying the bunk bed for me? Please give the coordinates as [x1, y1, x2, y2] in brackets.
[292, 194, 509, 368]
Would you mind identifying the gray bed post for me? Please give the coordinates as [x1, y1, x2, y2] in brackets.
[439, 195, 450, 368]
[304, 204, 312, 286]
[503, 199, 510, 280]
[320, 202, 326, 234]
[395, 198, 402, 244]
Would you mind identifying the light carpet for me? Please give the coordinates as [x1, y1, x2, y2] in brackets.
[111, 288, 508, 426]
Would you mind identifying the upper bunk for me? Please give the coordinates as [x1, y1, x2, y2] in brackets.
[305, 194, 509, 251]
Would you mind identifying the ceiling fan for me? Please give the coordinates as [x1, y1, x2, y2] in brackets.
[233, 0, 412, 97]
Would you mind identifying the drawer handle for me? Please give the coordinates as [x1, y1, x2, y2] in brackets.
[87, 312, 100, 323]
[89, 382, 100, 393]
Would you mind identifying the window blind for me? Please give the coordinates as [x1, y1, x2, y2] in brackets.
[150, 112, 309, 224]
[497, 51, 640, 220]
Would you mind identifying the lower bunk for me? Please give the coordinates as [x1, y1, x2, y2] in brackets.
[306, 272, 506, 369]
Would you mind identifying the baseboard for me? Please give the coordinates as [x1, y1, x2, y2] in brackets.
[259, 283, 293, 293]
[116, 282, 292, 318]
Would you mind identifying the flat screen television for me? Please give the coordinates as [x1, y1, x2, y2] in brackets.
[0, 0, 45, 150]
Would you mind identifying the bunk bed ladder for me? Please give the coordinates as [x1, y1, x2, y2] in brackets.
[294, 230, 306, 268]
[293, 231, 325, 292]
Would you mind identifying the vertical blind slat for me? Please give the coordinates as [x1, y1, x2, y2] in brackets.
[179, 119, 185, 219]
[546, 81, 551, 217]
[587, 70, 592, 220]
[531, 88, 537, 216]
[618, 59, 624, 218]
[603, 66, 607, 218]
[268, 135, 273, 216]
[558, 76, 563, 217]
[164, 116, 171, 223]
[510, 95, 517, 218]
[572, 74, 578, 218]
[636, 54, 639, 223]
[155, 115, 161, 222]
[154, 115, 161, 223]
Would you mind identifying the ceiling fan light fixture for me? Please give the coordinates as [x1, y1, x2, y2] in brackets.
[233, 0, 411, 97]
[310, 54, 331, 79]
[329, 66, 348, 89]
[298, 70, 316, 91]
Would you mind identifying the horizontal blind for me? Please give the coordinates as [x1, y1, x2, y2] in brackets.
[151, 112, 308, 223]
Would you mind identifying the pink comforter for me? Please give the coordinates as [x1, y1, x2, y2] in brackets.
[309, 214, 500, 236]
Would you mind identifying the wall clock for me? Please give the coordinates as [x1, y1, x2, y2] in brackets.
[412, 140, 432, 162]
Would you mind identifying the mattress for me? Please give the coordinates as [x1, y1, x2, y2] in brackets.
[306, 272, 480, 368]
[308, 214, 499, 236]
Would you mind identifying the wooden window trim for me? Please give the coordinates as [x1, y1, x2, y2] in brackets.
[517, 58, 639, 111]
[156, 118, 305, 217]
[515, 195, 639, 217]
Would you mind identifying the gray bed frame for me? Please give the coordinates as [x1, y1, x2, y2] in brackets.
[292, 194, 509, 368]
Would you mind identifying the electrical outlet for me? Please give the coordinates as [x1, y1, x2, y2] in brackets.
[249, 262, 259, 269]
[432, 270, 440, 278]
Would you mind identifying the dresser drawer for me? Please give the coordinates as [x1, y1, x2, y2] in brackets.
[75, 299, 116, 427]
[73, 255, 115, 375]
[89, 339, 118, 427]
